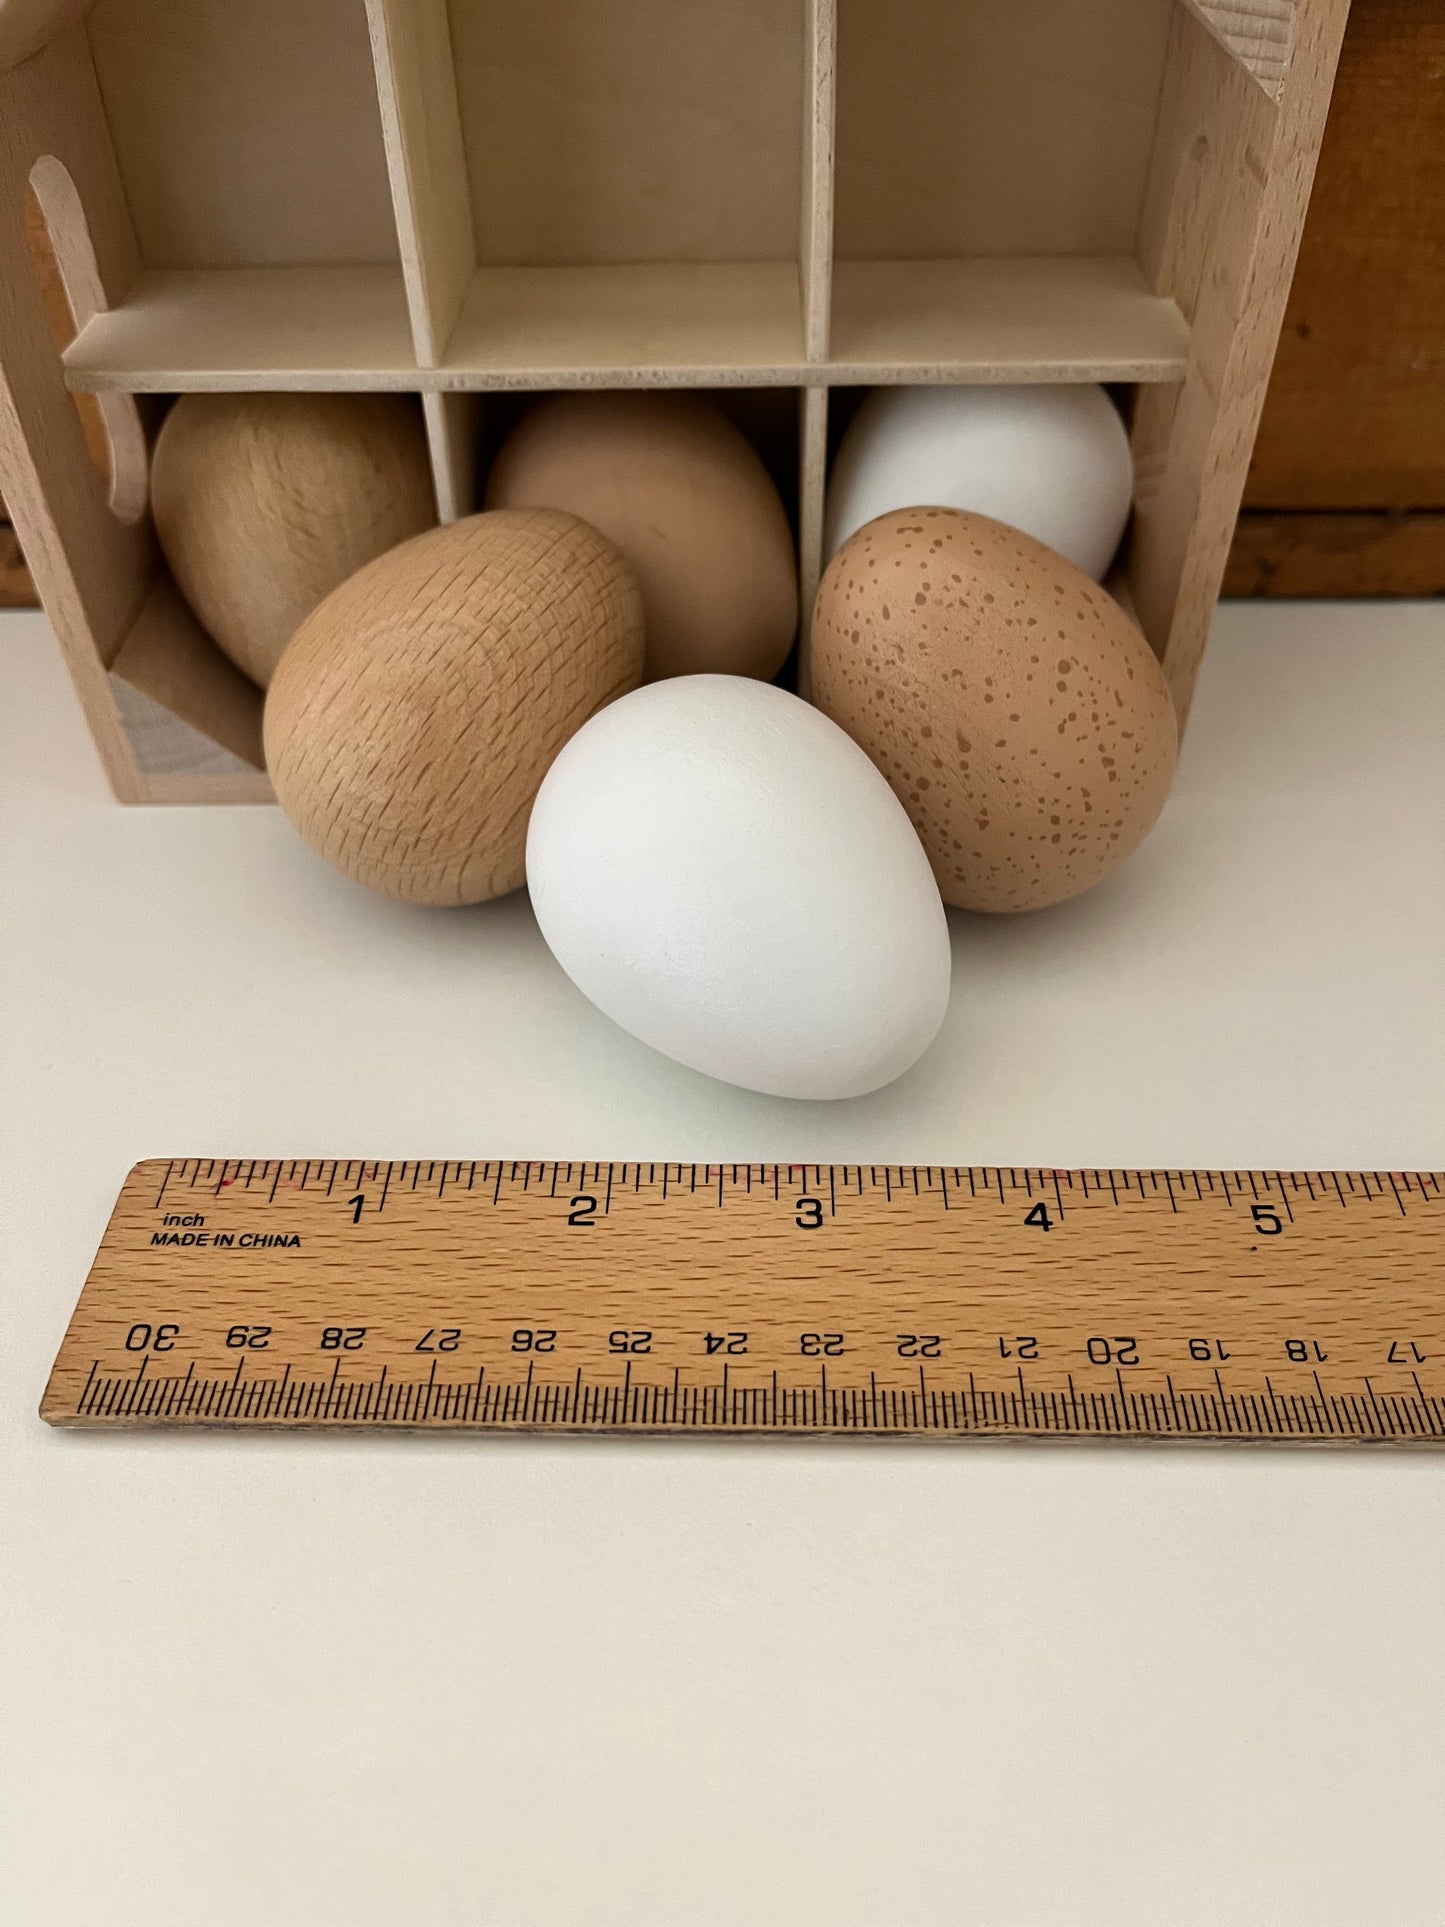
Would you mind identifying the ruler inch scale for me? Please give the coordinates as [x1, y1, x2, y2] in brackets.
[42, 1159, 1445, 1445]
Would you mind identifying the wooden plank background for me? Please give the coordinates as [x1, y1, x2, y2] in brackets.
[4, 0, 1441, 607]
[1224, 0, 1445, 594]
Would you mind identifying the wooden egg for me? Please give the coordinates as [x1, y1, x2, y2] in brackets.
[151, 392, 437, 688]
[484, 392, 798, 682]
[264, 509, 644, 906]
[811, 508, 1178, 913]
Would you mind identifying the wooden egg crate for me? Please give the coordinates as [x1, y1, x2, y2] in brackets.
[0, 0, 1349, 806]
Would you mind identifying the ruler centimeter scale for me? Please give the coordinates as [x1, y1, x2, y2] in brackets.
[42, 1159, 1445, 1444]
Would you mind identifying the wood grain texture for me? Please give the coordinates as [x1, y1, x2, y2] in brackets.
[1242, 0, 1445, 512]
[1126, 0, 1351, 721]
[484, 392, 797, 683]
[264, 508, 644, 906]
[1128, 15, 1275, 674]
[150, 391, 437, 688]
[1179, 0, 1296, 94]
[42, 1159, 1445, 1444]
[1224, 510, 1445, 595]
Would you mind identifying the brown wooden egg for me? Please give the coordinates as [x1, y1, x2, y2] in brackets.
[811, 507, 1178, 913]
[264, 509, 644, 905]
[152, 392, 437, 688]
[484, 392, 798, 682]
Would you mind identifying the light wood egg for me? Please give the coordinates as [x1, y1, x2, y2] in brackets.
[151, 392, 437, 688]
[264, 509, 644, 906]
[484, 392, 798, 682]
[811, 508, 1178, 913]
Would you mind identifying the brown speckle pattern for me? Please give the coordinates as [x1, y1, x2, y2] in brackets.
[811, 508, 1179, 913]
[265, 509, 644, 906]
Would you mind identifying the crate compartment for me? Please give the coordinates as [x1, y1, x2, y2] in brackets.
[0, 0, 1349, 802]
[437, 0, 809, 381]
[60, 0, 1195, 392]
[453, 1, 803, 268]
[829, 0, 1190, 381]
[87, 0, 396, 266]
[63, 0, 414, 387]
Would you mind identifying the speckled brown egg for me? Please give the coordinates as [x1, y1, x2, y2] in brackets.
[810, 507, 1178, 913]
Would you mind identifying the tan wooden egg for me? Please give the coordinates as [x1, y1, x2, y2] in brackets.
[264, 508, 644, 906]
[151, 392, 437, 688]
[484, 392, 798, 683]
[811, 507, 1178, 913]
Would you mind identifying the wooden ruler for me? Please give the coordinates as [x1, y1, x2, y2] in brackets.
[42, 1160, 1445, 1444]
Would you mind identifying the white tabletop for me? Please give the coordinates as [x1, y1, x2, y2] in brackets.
[3, 600, 1444, 1927]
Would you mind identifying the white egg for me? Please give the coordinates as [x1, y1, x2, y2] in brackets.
[825, 383, 1134, 580]
[526, 676, 952, 1099]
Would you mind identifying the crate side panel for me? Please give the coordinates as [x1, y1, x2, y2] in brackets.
[1127, 0, 1350, 719]
[0, 23, 153, 799]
